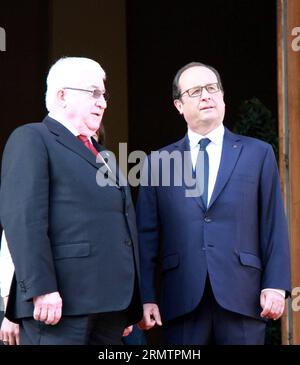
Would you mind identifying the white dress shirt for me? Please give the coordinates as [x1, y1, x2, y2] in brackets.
[188, 124, 224, 206]
[0, 231, 14, 298]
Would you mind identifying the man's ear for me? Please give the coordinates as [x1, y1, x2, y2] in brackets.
[174, 99, 183, 114]
[57, 89, 67, 108]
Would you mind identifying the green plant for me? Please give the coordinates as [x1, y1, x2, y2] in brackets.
[234, 97, 281, 345]
[233, 97, 278, 160]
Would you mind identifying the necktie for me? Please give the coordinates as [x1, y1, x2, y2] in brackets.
[78, 135, 99, 157]
[78, 134, 111, 172]
[198, 138, 211, 207]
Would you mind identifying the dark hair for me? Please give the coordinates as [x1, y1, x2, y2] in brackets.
[97, 123, 106, 146]
[172, 62, 224, 100]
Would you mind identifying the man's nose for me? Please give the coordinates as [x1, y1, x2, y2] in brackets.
[95, 96, 107, 108]
[201, 88, 211, 100]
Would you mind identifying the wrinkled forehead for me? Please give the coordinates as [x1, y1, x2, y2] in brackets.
[179, 66, 218, 90]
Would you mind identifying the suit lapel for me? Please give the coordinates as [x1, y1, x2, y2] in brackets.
[91, 138, 121, 187]
[208, 128, 242, 209]
[43, 117, 120, 188]
[175, 135, 206, 211]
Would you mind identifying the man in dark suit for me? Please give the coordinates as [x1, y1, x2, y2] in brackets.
[0, 57, 142, 345]
[137, 62, 291, 344]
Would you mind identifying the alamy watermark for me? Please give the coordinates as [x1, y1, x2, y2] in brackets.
[292, 287, 300, 311]
[0, 27, 6, 51]
[94, 143, 205, 198]
[291, 27, 300, 51]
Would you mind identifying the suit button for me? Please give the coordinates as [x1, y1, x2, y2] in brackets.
[19, 281, 26, 292]
[124, 240, 132, 246]
[204, 217, 212, 223]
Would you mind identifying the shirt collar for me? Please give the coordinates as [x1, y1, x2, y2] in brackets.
[188, 124, 225, 149]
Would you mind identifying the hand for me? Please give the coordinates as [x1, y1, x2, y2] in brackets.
[33, 291, 62, 325]
[122, 325, 133, 337]
[260, 289, 285, 320]
[138, 303, 162, 330]
[0, 317, 20, 345]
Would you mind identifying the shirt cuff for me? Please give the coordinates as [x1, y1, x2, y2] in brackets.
[261, 288, 285, 298]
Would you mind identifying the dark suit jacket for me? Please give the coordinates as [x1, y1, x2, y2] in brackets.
[137, 128, 291, 322]
[0, 116, 142, 324]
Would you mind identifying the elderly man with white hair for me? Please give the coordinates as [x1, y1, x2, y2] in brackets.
[0, 57, 142, 345]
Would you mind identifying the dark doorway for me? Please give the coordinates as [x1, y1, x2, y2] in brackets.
[127, 0, 277, 154]
[0, 1, 49, 158]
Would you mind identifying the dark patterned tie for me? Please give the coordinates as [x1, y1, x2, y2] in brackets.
[198, 138, 211, 207]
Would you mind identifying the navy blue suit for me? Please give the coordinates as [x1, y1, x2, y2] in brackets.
[137, 128, 290, 344]
[0, 117, 142, 342]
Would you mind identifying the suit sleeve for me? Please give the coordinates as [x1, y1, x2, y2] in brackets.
[136, 156, 161, 304]
[259, 144, 291, 295]
[0, 125, 58, 301]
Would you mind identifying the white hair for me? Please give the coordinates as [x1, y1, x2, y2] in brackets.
[45, 57, 106, 112]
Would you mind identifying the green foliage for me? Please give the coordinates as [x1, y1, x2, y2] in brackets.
[233, 97, 278, 160]
[234, 97, 281, 345]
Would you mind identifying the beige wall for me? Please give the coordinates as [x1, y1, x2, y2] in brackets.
[49, 0, 128, 154]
